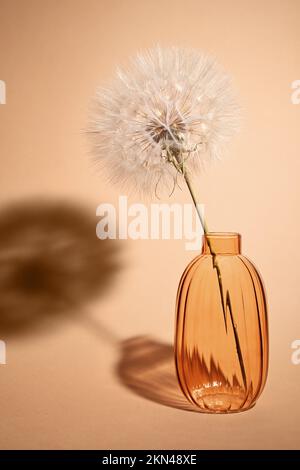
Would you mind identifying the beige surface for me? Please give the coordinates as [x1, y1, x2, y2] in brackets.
[0, 0, 300, 449]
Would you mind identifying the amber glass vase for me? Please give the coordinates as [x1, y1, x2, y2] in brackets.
[175, 233, 268, 413]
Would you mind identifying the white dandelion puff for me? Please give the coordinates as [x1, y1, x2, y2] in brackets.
[88, 46, 240, 197]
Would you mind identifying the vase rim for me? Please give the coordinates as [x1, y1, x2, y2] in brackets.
[205, 232, 241, 238]
[203, 232, 241, 254]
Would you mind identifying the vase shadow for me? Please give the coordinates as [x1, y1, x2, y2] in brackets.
[0, 198, 121, 337]
[116, 336, 198, 412]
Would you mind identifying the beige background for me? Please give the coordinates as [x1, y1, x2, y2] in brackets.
[0, 0, 300, 450]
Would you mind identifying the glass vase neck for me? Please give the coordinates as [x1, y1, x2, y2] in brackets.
[202, 232, 241, 255]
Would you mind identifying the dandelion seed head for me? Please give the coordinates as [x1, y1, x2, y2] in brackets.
[88, 46, 240, 196]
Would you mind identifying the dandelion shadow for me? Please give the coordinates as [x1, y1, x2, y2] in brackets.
[116, 336, 198, 412]
[0, 199, 120, 337]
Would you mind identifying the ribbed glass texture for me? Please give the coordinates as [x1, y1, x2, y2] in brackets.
[175, 233, 268, 413]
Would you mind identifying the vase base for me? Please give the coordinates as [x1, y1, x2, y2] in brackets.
[191, 390, 256, 414]
[193, 403, 256, 414]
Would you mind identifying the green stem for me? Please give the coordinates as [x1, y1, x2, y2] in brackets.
[182, 172, 209, 236]
[179, 161, 248, 391]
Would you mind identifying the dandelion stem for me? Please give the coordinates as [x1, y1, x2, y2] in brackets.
[182, 171, 209, 236]
[175, 154, 248, 390]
